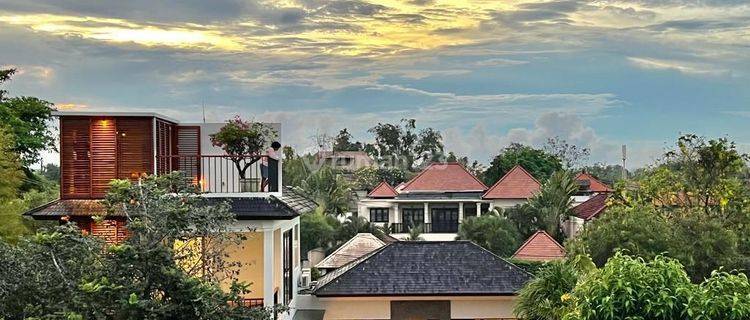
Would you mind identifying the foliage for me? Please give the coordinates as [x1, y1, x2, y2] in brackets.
[0, 127, 23, 200]
[40, 163, 60, 182]
[281, 146, 312, 188]
[580, 164, 627, 186]
[335, 216, 384, 243]
[445, 151, 485, 176]
[332, 128, 363, 152]
[503, 204, 544, 240]
[566, 253, 693, 320]
[300, 212, 338, 254]
[301, 166, 352, 216]
[543, 137, 590, 170]
[0, 69, 55, 166]
[515, 261, 579, 320]
[484, 143, 562, 185]
[529, 171, 579, 240]
[507, 258, 548, 275]
[0, 173, 277, 319]
[405, 226, 424, 241]
[688, 271, 750, 320]
[209, 116, 277, 179]
[456, 213, 521, 257]
[364, 119, 444, 170]
[353, 166, 410, 191]
[566, 205, 679, 267]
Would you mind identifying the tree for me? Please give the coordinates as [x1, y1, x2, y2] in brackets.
[529, 171, 579, 240]
[353, 166, 410, 191]
[40, 163, 60, 182]
[484, 143, 562, 185]
[543, 137, 590, 170]
[580, 164, 627, 186]
[456, 213, 521, 257]
[282, 146, 312, 188]
[301, 166, 352, 216]
[445, 151, 485, 177]
[0, 173, 277, 320]
[688, 271, 750, 320]
[335, 216, 384, 243]
[365, 119, 443, 170]
[300, 212, 338, 254]
[503, 204, 544, 240]
[0, 68, 56, 166]
[209, 116, 277, 180]
[405, 226, 424, 241]
[514, 261, 578, 320]
[0, 127, 23, 200]
[332, 128, 363, 152]
[566, 205, 680, 267]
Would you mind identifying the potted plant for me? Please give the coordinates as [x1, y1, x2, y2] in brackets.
[210, 116, 277, 192]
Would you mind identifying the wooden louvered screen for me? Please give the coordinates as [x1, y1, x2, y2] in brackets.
[156, 120, 175, 174]
[90, 218, 130, 244]
[61, 118, 92, 199]
[90, 118, 117, 198]
[117, 117, 153, 180]
[176, 126, 201, 181]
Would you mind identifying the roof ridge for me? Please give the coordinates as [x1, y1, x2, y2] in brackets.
[315, 233, 385, 268]
[512, 230, 565, 258]
[367, 180, 398, 198]
[313, 242, 392, 294]
[482, 165, 541, 199]
[400, 162, 487, 192]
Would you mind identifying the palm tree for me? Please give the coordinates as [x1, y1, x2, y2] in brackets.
[336, 216, 385, 242]
[514, 261, 578, 320]
[529, 171, 579, 239]
[301, 166, 352, 216]
[405, 226, 424, 241]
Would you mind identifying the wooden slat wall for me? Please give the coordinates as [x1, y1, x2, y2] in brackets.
[176, 126, 201, 180]
[61, 118, 92, 198]
[90, 118, 117, 198]
[117, 117, 153, 180]
[90, 219, 130, 244]
[156, 120, 175, 174]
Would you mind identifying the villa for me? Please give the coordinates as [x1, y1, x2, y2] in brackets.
[24, 111, 316, 319]
[357, 163, 541, 240]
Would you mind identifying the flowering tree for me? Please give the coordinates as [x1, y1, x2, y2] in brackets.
[210, 116, 276, 180]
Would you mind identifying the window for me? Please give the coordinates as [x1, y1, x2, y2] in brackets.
[402, 208, 424, 228]
[283, 229, 293, 305]
[370, 208, 389, 222]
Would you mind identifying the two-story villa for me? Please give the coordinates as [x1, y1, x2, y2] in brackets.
[357, 163, 541, 241]
[25, 111, 316, 319]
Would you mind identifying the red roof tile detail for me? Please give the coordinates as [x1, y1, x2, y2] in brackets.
[573, 193, 609, 220]
[575, 172, 613, 192]
[368, 181, 398, 198]
[482, 165, 541, 199]
[399, 163, 487, 193]
[512, 230, 566, 262]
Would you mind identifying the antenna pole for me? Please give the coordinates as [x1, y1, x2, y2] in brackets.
[621, 144, 627, 180]
[202, 101, 206, 123]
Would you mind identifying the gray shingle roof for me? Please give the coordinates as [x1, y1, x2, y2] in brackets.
[278, 186, 318, 213]
[313, 241, 531, 297]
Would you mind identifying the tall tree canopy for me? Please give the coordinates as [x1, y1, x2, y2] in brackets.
[364, 119, 443, 171]
[0, 68, 55, 166]
[332, 128, 363, 152]
[484, 143, 562, 185]
[543, 137, 590, 170]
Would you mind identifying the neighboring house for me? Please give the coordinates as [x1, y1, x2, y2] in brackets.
[564, 172, 613, 238]
[315, 233, 385, 275]
[24, 111, 316, 319]
[357, 163, 541, 241]
[512, 230, 566, 262]
[309, 241, 531, 320]
[315, 151, 375, 173]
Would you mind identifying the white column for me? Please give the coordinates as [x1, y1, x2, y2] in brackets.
[489, 202, 495, 213]
[458, 202, 464, 223]
[424, 203, 430, 223]
[476, 203, 482, 217]
[392, 203, 400, 224]
[263, 230, 275, 307]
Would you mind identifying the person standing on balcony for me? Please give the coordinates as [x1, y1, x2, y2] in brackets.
[261, 141, 282, 192]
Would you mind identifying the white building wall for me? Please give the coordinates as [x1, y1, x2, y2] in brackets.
[314, 296, 518, 320]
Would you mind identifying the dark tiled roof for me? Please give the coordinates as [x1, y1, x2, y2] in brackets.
[512, 230, 566, 262]
[279, 186, 318, 213]
[573, 193, 609, 220]
[24, 199, 125, 219]
[205, 197, 298, 220]
[313, 241, 531, 297]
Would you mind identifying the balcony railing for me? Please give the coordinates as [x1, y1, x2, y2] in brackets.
[390, 222, 459, 233]
[157, 155, 279, 193]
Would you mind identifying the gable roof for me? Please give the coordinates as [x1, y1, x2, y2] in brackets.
[316, 233, 386, 270]
[575, 172, 613, 193]
[367, 181, 398, 198]
[313, 241, 531, 297]
[512, 230, 566, 262]
[483, 165, 542, 199]
[399, 163, 487, 193]
[573, 193, 609, 220]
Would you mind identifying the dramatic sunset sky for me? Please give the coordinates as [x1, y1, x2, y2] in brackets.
[1, 0, 748, 167]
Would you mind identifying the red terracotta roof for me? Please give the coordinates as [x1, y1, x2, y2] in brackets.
[512, 230, 566, 262]
[399, 163, 487, 193]
[368, 181, 398, 198]
[575, 172, 613, 192]
[482, 165, 541, 199]
[573, 193, 609, 220]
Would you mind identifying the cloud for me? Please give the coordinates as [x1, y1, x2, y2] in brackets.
[627, 56, 729, 76]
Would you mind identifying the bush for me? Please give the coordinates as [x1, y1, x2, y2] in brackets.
[456, 213, 521, 257]
[515, 261, 578, 320]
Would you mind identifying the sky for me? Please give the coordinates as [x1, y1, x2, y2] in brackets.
[0, 0, 748, 168]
